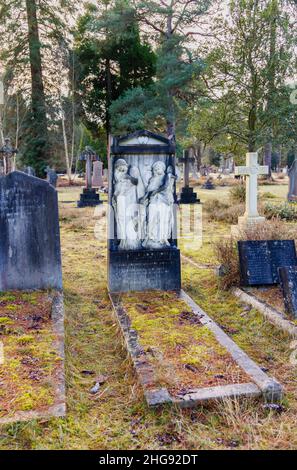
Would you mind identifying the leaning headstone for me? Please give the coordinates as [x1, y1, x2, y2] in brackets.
[0, 172, 62, 291]
[278, 266, 297, 318]
[108, 130, 181, 293]
[46, 167, 58, 188]
[288, 159, 297, 202]
[238, 240, 297, 286]
[92, 160, 103, 188]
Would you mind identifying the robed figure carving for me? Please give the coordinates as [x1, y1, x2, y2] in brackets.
[112, 159, 145, 250]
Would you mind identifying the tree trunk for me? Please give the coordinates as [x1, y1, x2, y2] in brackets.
[25, 0, 49, 176]
[264, 141, 272, 177]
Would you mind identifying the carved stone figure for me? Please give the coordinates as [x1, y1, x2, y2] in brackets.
[141, 161, 175, 249]
[112, 159, 145, 250]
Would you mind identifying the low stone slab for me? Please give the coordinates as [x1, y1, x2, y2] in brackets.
[110, 290, 282, 407]
[0, 291, 65, 425]
[233, 287, 297, 338]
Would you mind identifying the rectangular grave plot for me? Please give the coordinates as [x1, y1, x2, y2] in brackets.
[278, 266, 297, 319]
[238, 241, 273, 286]
[269, 240, 297, 283]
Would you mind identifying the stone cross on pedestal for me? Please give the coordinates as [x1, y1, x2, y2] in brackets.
[178, 149, 200, 204]
[77, 146, 102, 208]
[232, 152, 268, 233]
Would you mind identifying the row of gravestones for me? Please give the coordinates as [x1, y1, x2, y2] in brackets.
[1, 132, 296, 322]
[238, 240, 297, 318]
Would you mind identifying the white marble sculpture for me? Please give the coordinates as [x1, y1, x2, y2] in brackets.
[112, 159, 145, 250]
[113, 159, 176, 251]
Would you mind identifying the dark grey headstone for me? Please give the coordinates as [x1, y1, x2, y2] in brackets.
[0, 171, 62, 291]
[238, 240, 297, 286]
[278, 266, 297, 318]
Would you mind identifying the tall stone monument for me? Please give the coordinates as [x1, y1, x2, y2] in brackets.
[108, 130, 181, 293]
[178, 149, 200, 204]
[0, 172, 62, 291]
[288, 159, 297, 202]
[77, 146, 102, 207]
[232, 152, 268, 235]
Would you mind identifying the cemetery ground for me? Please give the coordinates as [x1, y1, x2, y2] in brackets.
[1, 181, 297, 450]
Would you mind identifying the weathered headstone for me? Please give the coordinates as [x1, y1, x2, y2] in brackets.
[77, 147, 102, 207]
[233, 152, 268, 233]
[92, 160, 103, 188]
[108, 130, 181, 293]
[278, 266, 297, 318]
[0, 172, 62, 291]
[178, 149, 200, 204]
[288, 159, 297, 202]
[238, 240, 297, 286]
[46, 167, 58, 188]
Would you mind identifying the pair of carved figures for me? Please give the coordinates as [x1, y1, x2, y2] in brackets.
[112, 159, 176, 250]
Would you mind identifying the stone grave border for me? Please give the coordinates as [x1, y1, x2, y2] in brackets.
[0, 291, 66, 426]
[233, 287, 297, 338]
[109, 290, 282, 408]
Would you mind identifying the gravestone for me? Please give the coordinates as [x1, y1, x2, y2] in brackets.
[202, 178, 215, 190]
[24, 166, 36, 177]
[233, 152, 268, 233]
[46, 167, 58, 188]
[92, 160, 103, 188]
[178, 149, 200, 204]
[278, 266, 297, 318]
[77, 147, 102, 207]
[238, 240, 297, 286]
[288, 159, 297, 202]
[108, 130, 181, 293]
[0, 172, 62, 291]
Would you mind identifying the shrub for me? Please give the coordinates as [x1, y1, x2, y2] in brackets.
[264, 202, 297, 221]
[204, 199, 244, 224]
[229, 184, 246, 203]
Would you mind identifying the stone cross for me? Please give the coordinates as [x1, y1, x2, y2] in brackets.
[179, 149, 195, 188]
[234, 152, 268, 228]
[0, 137, 18, 175]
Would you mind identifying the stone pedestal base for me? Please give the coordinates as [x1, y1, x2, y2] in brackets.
[179, 187, 200, 204]
[108, 248, 181, 293]
[77, 188, 102, 208]
[231, 215, 266, 237]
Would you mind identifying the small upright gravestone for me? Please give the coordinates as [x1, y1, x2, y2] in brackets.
[92, 160, 103, 188]
[46, 167, 58, 188]
[288, 159, 297, 202]
[0, 172, 62, 291]
[108, 130, 181, 293]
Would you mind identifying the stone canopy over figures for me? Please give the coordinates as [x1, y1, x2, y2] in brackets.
[108, 130, 181, 293]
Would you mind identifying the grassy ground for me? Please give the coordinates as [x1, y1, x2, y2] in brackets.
[0, 184, 297, 450]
